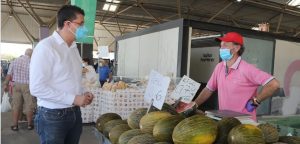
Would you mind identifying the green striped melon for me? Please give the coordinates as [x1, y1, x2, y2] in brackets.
[96, 113, 122, 132]
[215, 117, 241, 144]
[228, 124, 265, 144]
[127, 108, 147, 129]
[172, 115, 218, 144]
[139, 111, 172, 134]
[127, 134, 157, 144]
[103, 119, 127, 137]
[118, 129, 143, 144]
[109, 124, 131, 144]
[153, 115, 184, 142]
[257, 123, 279, 143]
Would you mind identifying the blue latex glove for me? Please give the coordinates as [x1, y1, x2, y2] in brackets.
[245, 99, 257, 112]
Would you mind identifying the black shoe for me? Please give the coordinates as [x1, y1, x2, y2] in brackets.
[27, 125, 34, 130]
[11, 125, 19, 131]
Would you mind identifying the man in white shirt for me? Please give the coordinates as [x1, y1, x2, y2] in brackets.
[30, 5, 93, 144]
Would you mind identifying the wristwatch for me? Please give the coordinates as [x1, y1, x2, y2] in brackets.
[252, 97, 261, 106]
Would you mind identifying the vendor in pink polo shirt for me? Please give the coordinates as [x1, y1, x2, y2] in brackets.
[192, 32, 279, 121]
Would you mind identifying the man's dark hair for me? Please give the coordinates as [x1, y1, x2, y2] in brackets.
[82, 58, 90, 64]
[57, 5, 85, 29]
[233, 43, 245, 56]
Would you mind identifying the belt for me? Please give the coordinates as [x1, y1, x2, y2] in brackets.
[38, 106, 80, 111]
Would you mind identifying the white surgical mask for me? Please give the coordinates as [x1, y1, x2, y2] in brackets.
[82, 63, 87, 67]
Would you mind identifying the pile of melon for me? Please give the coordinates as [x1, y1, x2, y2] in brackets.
[95, 105, 300, 144]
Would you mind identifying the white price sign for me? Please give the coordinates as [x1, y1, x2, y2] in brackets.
[98, 46, 109, 58]
[171, 75, 201, 103]
[144, 70, 170, 110]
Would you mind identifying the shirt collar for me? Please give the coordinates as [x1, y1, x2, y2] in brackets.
[52, 31, 77, 49]
[23, 55, 30, 59]
[223, 56, 242, 70]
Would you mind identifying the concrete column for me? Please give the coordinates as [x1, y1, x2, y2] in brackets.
[39, 26, 49, 40]
[77, 43, 93, 65]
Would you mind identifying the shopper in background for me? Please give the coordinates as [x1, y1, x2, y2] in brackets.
[93, 59, 98, 72]
[181, 32, 279, 121]
[82, 58, 96, 74]
[3, 48, 36, 131]
[98, 59, 112, 87]
[82, 58, 98, 87]
[30, 5, 94, 144]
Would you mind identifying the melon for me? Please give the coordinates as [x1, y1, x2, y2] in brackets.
[153, 115, 184, 142]
[96, 113, 122, 132]
[139, 111, 172, 134]
[215, 117, 241, 144]
[153, 142, 171, 144]
[109, 124, 131, 144]
[127, 108, 147, 129]
[172, 115, 218, 144]
[103, 119, 127, 137]
[127, 134, 157, 144]
[257, 123, 279, 143]
[228, 124, 265, 144]
[118, 129, 143, 144]
[278, 136, 300, 144]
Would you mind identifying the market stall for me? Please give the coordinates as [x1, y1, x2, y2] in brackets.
[81, 87, 149, 123]
[81, 86, 176, 123]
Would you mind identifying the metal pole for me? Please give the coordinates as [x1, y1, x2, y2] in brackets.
[177, 0, 181, 18]
[103, 5, 134, 22]
[207, 2, 233, 22]
[81, 43, 83, 57]
[138, 3, 160, 24]
[276, 13, 283, 32]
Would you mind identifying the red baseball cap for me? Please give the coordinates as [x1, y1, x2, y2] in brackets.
[217, 32, 244, 45]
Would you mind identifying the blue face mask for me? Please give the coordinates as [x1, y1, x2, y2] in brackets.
[219, 48, 233, 61]
[75, 25, 88, 40]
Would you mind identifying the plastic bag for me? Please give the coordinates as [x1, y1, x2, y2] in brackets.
[1, 92, 11, 112]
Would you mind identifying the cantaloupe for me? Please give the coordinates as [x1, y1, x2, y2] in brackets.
[215, 117, 241, 144]
[103, 119, 127, 137]
[118, 129, 143, 144]
[228, 124, 265, 144]
[96, 113, 122, 132]
[109, 124, 131, 144]
[153, 115, 184, 142]
[139, 111, 172, 134]
[172, 115, 218, 144]
[127, 108, 147, 129]
[127, 134, 157, 144]
[257, 123, 279, 143]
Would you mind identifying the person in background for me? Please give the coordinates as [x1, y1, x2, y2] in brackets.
[3, 49, 36, 131]
[30, 5, 94, 144]
[82, 58, 96, 74]
[181, 32, 279, 121]
[98, 59, 112, 87]
[93, 59, 98, 72]
[82, 58, 97, 87]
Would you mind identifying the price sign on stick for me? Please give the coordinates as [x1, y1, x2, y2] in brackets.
[171, 75, 201, 103]
[98, 46, 109, 58]
[144, 70, 170, 110]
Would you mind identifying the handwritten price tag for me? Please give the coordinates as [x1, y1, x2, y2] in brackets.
[144, 70, 170, 110]
[171, 75, 201, 103]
